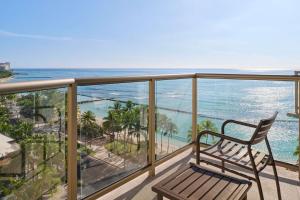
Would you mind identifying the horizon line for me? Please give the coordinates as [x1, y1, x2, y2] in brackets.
[11, 66, 297, 72]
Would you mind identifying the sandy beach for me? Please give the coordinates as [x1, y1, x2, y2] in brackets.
[0, 76, 12, 83]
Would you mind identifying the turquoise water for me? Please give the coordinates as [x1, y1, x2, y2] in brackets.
[9, 68, 299, 163]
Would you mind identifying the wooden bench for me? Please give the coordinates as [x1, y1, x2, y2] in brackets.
[152, 163, 252, 200]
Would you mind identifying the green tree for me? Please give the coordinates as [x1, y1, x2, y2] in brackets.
[122, 101, 135, 150]
[12, 121, 34, 141]
[187, 119, 218, 144]
[165, 119, 178, 153]
[128, 106, 142, 152]
[156, 113, 168, 153]
[81, 111, 102, 148]
[81, 110, 96, 126]
[103, 101, 123, 152]
[0, 92, 66, 199]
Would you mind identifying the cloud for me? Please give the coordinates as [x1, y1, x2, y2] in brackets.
[0, 30, 106, 43]
[0, 30, 72, 41]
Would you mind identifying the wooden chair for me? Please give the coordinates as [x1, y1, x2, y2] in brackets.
[196, 112, 281, 200]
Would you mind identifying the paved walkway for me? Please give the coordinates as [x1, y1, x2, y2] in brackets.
[89, 143, 125, 169]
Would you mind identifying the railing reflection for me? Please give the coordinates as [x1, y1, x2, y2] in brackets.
[0, 89, 67, 200]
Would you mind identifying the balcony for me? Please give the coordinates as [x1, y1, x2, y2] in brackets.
[98, 148, 300, 200]
[0, 73, 299, 199]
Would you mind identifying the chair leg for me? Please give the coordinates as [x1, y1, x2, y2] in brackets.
[221, 160, 225, 173]
[253, 169, 264, 200]
[271, 160, 282, 200]
[196, 140, 200, 165]
[248, 147, 264, 200]
[265, 137, 282, 200]
[157, 194, 163, 200]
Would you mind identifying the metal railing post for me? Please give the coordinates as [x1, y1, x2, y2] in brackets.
[192, 76, 198, 152]
[296, 78, 300, 180]
[148, 79, 156, 176]
[298, 81, 300, 180]
[67, 83, 78, 200]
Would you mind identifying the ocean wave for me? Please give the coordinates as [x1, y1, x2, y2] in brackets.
[109, 92, 120, 95]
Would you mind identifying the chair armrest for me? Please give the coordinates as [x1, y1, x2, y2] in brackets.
[221, 120, 257, 135]
[196, 130, 249, 145]
[195, 130, 250, 164]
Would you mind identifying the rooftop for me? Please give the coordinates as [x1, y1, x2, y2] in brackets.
[0, 133, 19, 158]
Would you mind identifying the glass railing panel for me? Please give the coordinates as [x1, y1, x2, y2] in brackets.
[0, 88, 67, 199]
[155, 79, 192, 160]
[197, 79, 298, 164]
[77, 82, 149, 198]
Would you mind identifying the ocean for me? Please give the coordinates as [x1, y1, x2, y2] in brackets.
[8, 68, 299, 163]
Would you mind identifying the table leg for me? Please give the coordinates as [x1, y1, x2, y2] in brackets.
[157, 194, 163, 200]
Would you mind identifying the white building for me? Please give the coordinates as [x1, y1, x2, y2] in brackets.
[0, 62, 10, 71]
[0, 133, 20, 166]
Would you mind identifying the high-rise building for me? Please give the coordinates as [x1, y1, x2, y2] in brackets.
[0, 62, 10, 71]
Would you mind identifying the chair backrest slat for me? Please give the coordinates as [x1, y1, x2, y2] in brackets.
[259, 123, 273, 132]
[250, 112, 278, 145]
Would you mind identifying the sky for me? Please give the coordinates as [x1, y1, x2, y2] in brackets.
[0, 0, 300, 69]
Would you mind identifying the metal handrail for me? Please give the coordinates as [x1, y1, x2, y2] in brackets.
[2, 73, 300, 94]
[75, 73, 195, 85]
[0, 78, 75, 94]
[197, 73, 300, 81]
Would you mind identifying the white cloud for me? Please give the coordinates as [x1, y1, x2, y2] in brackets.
[0, 30, 72, 41]
[0, 30, 106, 43]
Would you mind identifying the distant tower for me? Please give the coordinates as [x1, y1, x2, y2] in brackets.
[0, 62, 10, 71]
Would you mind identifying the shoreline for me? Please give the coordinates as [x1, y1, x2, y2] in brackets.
[0, 69, 13, 82]
[0, 76, 12, 83]
[84, 112, 297, 164]
[79, 94, 298, 123]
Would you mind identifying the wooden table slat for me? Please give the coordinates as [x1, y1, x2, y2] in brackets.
[172, 170, 204, 194]
[189, 174, 223, 200]
[159, 165, 192, 187]
[200, 177, 232, 200]
[228, 184, 248, 200]
[180, 171, 213, 198]
[163, 168, 195, 190]
[214, 180, 242, 200]
[152, 163, 251, 200]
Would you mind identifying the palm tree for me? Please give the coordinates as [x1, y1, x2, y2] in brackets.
[103, 102, 123, 152]
[129, 107, 141, 152]
[122, 101, 135, 151]
[156, 113, 168, 153]
[187, 119, 218, 144]
[110, 101, 122, 113]
[103, 111, 115, 141]
[81, 111, 97, 148]
[166, 119, 178, 153]
[81, 111, 96, 125]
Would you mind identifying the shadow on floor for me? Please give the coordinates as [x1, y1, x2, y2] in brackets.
[112, 152, 299, 200]
[114, 152, 193, 200]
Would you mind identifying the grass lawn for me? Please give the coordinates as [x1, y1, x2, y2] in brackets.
[77, 143, 96, 156]
[104, 140, 138, 156]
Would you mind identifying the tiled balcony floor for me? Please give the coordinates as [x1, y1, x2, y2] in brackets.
[98, 148, 300, 200]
